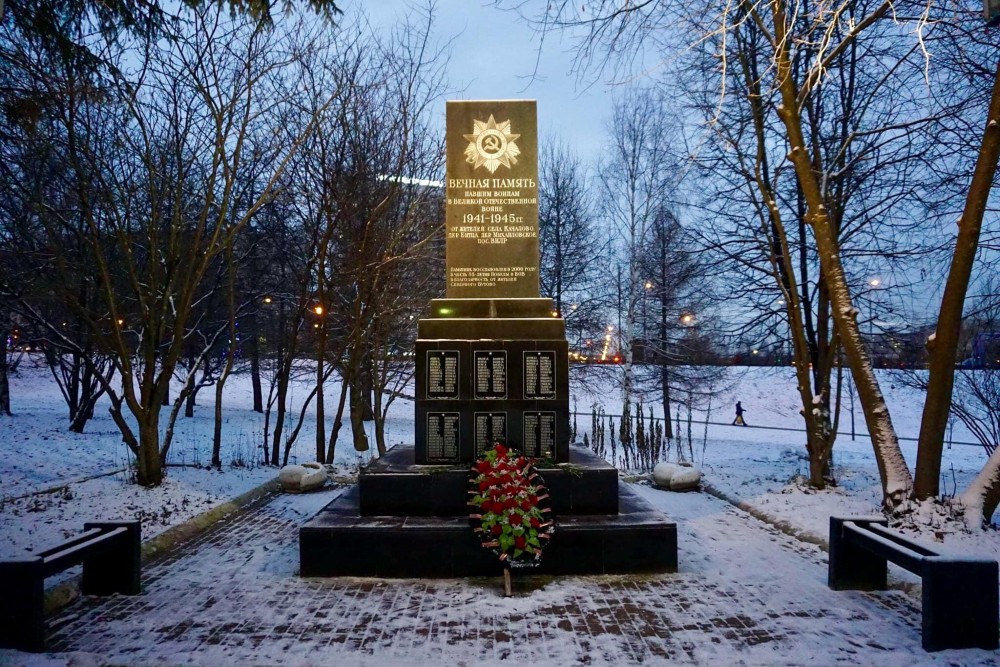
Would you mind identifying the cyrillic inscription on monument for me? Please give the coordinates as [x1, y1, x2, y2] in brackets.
[446, 100, 539, 298]
[475, 412, 507, 456]
[474, 351, 507, 399]
[426, 412, 460, 462]
[523, 351, 556, 399]
[426, 350, 459, 399]
[523, 411, 556, 459]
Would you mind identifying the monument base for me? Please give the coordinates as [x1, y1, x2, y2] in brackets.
[299, 444, 678, 578]
[415, 297, 571, 464]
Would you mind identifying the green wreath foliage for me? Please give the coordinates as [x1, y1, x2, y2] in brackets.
[468, 443, 554, 567]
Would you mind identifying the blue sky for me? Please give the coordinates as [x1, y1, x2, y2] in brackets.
[360, 0, 613, 164]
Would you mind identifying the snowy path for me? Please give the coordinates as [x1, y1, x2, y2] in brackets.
[8, 485, 995, 666]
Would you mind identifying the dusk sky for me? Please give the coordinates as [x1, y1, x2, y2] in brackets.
[362, 0, 614, 164]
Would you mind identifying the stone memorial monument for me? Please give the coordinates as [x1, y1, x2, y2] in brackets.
[299, 101, 677, 579]
[415, 100, 569, 464]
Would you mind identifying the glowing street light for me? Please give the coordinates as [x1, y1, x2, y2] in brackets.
[263, 296, 272, 304]
[314, 305, 324, 315]
[680, 313, 695, 325]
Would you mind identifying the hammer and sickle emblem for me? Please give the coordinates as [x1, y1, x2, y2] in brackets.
[482, 135, 501, 153]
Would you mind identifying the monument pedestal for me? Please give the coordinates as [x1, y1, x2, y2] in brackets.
[300, 444, 678, 577]
[299, 299, 678, 578]
[415, 297, 569, 463]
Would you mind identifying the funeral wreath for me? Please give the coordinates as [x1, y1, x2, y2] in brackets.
[468, 443, 554, 567]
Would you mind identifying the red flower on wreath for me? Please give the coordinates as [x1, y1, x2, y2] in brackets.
[468, 443, 555, 567]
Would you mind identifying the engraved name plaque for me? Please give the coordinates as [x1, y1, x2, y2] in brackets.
[474, 412, 507, 456]
[523, 411, 556, 459]
[426, 412, 460, 462]
[474, 350, 507, 399]
[523, 351, 556, 399]
[426, 350, 459, 399]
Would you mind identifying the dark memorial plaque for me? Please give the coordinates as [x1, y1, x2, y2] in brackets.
[474, 350, 507, 399]
[426, 412, 460, 462]
[426, 350, 459, 399]
[474, 412, 507, 456]
[446, 100, 539, 298]
[523, 411, 556, 459]
[523, 351, 556, 399]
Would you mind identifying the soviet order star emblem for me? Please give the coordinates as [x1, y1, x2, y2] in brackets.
[463, 114, 521, 174]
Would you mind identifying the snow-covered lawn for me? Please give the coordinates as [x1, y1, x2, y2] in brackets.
[1, 357, 997, 564]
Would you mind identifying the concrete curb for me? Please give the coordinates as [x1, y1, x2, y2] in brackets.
[699, 477, 922, 599]
[44, 475, 280, 616]
[700, 480, 830, 551]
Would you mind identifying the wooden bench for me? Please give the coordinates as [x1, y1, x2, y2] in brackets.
[0, 520, 141, 652]
[829, 516, 998, 651]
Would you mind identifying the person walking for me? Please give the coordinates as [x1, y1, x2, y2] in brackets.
[733, 401, 747, 426]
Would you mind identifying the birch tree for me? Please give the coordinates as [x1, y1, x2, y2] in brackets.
[601, 88, 685, 421]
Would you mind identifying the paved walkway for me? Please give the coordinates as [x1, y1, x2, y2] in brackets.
[24, 485, 997, 666]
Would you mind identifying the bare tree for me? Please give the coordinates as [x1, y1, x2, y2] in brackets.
[1, 8, 333, 485]
[600, 87, 685, 424]
[538, 137, 608, 340]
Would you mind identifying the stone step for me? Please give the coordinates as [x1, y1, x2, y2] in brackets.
[300, 483, 677, 578]
[358, 444, 618, 517]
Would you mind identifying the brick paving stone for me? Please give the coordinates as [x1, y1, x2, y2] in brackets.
[30, 485, 998, 666]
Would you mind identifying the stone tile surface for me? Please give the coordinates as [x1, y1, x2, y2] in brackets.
[37, 485, 998, 666]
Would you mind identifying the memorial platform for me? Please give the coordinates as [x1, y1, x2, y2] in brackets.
[358, 444, 618, 516]
[299, 444, 678, 578]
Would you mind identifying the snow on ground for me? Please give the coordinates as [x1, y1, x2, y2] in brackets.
[5, 484, 997, 665]
[573, 364, 998, 564]
[2, 358, 999, 665]
[1, 358, 997, 565]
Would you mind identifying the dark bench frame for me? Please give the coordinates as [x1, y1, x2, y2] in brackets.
[829, 516, 998, 651]
[0, 520, 141, 652]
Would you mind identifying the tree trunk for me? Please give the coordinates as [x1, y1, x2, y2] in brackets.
[326, 375, 350, 464]
[316, 325, 327, 463]
[213, 349, 238, 469]
[136, 410, 164, 486]
[660, 365, 672, 439]
[349, 379, 369, 452]
[770, 0, 911, 508]
[271, 370, 289, 466]
[69, 390, 101, 433]
[250, 336, 263, 413]
[958, 444, 1000, 528]
[360, 354, 374, 421]
[373, 379, 387, 457]
[185, 382, 197, 418]
[0, 333, 10, 416]
[916, 60, 1000, 500]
